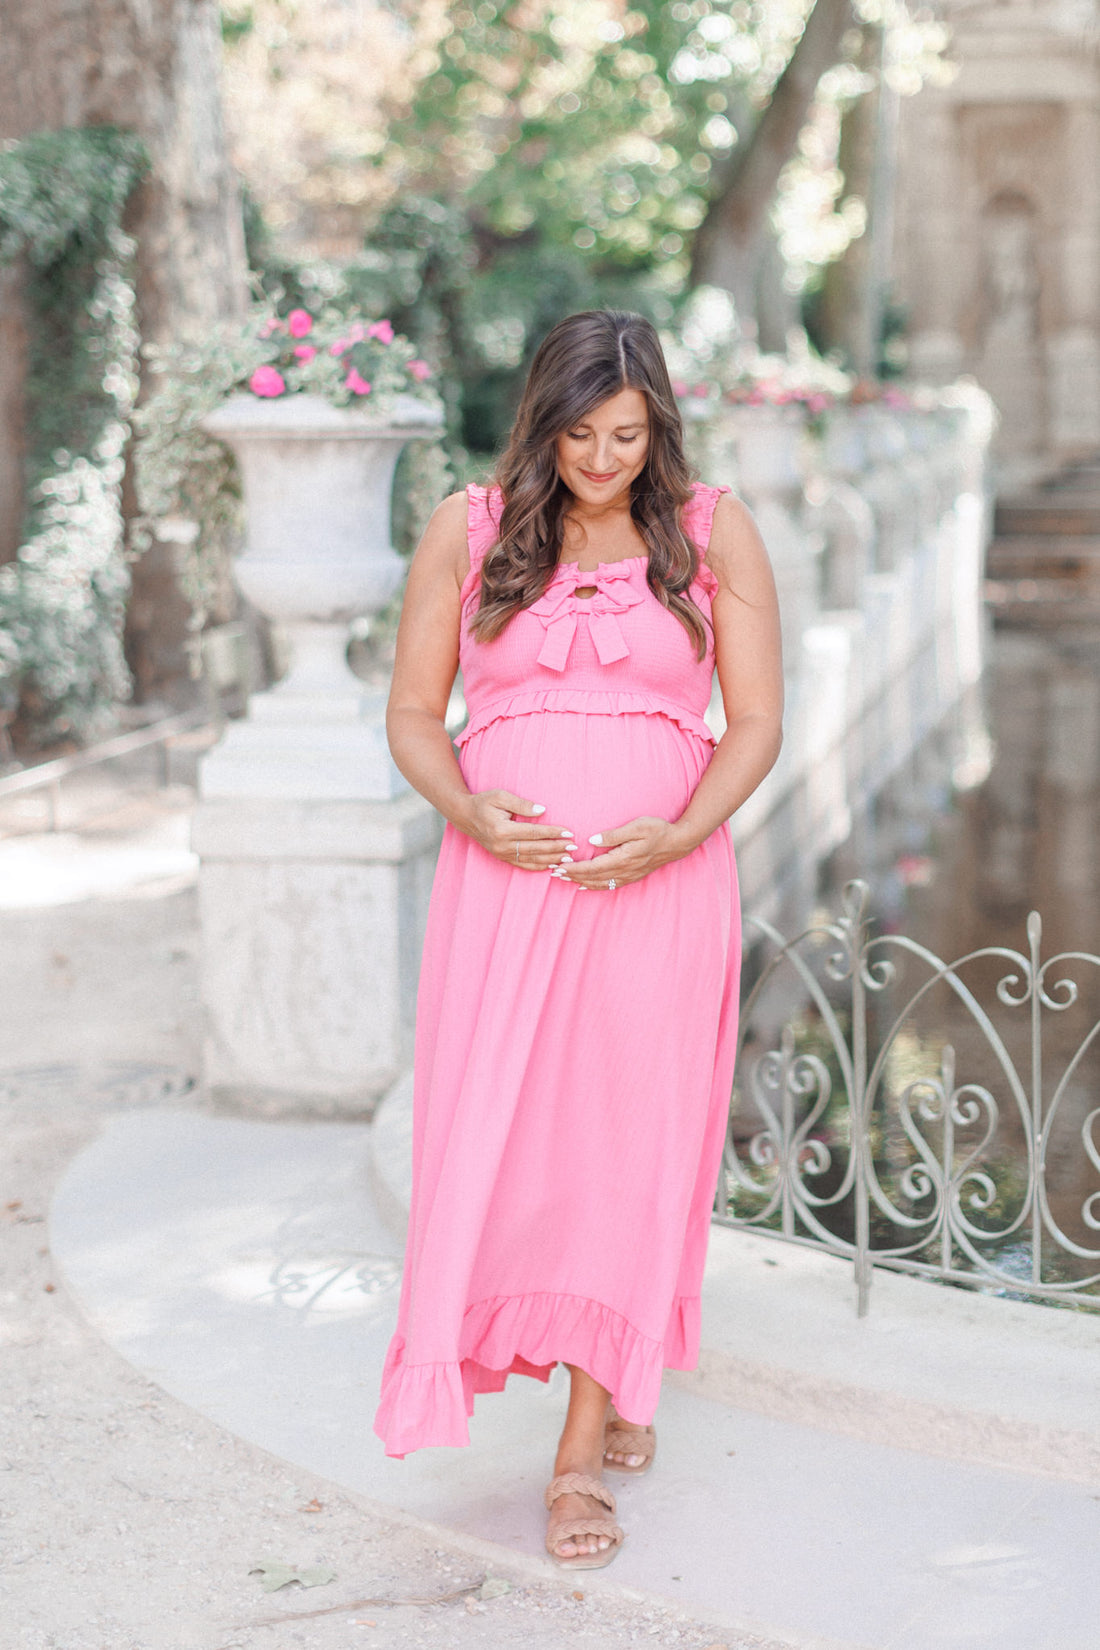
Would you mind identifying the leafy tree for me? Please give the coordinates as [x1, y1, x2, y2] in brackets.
[231, 0, 951, 453]
[381, 0, 818, 283]
[355, 0, 824, 452]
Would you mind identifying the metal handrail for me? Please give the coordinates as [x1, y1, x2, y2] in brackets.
[0, 710, 215, 831]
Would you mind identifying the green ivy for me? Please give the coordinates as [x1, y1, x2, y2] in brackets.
[0, 126, 148, 749]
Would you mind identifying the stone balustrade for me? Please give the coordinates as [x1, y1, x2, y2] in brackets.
[683, 385, 997, 928]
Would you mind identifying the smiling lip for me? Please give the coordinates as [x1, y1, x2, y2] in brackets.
[580, 469, 617, 483]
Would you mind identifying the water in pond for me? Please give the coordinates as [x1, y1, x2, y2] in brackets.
[728, 606, 1100, 1306]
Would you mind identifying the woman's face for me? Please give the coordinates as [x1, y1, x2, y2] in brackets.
[554, 386, 650, 508]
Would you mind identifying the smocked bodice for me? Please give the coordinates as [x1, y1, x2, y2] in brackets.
[455, 482, 730, 748]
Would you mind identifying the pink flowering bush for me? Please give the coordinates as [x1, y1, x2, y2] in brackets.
[672, 366, 915, 439]
[132, 299, 443, 636]
[168, 303, 438, 419]
[249, 365, 286, 397]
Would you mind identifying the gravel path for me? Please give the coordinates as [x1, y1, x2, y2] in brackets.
[0, 794, 795, 1650]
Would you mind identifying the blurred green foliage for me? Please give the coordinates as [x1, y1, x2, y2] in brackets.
[387, 0, 800, 275]
[364, 0, 811, 456]
[0, 128, 147, 749]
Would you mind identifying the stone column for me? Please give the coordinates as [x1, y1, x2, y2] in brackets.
[191, 393, 445, 1116]
[904, 96, 967, 386]
[1047, 101, 1100, 454]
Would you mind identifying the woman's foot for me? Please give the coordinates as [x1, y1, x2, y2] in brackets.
[548, 1366, 624, 1563]
[603, 1406, 656, 1473]
[547, 1447, 619, 1561]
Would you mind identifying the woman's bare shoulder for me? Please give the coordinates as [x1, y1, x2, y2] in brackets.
[427, 488, 470, 535]
[405, 489, 470, 597]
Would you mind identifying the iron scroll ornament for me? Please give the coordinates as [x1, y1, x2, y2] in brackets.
[717, 881, 1100, 1316]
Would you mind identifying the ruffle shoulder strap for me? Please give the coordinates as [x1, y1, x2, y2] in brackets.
[682, 481, 733, 597]
[682, 481, 732, 551]
[465, 482, 503, 567]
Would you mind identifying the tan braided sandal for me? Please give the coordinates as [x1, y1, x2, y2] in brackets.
[603, 1404, 657, 1475]
[544, 1472, 625, 1570]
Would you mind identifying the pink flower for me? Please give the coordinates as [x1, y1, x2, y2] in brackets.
[671, 379, 688, 398]
[329, 338, 350, 356]
[293, 344, 317, 362]
[287, 308, 313, 338]
[407, 358, 432, 382]
[249, 365, 286, 397]
[258, 317, 284, 338]
[345, 368, 372, 396]
[367, 319, 394, 344]
[690, 382, 709, 398]
[348, 322, 367, 342]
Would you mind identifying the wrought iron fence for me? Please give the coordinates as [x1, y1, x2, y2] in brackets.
[717, 881, 1100, 1316]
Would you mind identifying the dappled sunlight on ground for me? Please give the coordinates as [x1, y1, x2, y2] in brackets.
[0, 797, 196, 907]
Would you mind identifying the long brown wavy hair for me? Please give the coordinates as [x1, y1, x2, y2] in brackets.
[468, 309, 710, 659]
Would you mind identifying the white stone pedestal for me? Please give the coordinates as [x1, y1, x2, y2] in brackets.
[191, 788, 441, 1115]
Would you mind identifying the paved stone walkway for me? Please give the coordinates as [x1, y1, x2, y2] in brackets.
[49, 1102, 1100, 1650]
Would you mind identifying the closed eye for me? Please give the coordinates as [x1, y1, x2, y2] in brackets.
[566, 432, 642, 443]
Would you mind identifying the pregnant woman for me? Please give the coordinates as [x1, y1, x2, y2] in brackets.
[374, 309, 783, 1568]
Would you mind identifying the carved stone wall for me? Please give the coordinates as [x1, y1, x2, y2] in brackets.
[895, 2, 1100, 483]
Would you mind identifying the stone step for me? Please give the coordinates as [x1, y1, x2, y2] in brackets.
[985, 535, 1100, 575]
[993, 500, 1100, 536]
[985, 578, 1100, 625]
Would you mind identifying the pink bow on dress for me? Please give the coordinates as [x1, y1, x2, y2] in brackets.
[527, 561, 646, 672]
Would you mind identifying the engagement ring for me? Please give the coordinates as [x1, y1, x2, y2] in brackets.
[608, 878, 617, 891]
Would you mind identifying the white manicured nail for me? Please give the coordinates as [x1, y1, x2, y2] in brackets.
[588, 833, 603, 845]
[560, 829, 574, 839]
[531, 804, 546, 815]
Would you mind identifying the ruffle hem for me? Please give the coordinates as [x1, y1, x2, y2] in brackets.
[374, 1289, 700, 1459]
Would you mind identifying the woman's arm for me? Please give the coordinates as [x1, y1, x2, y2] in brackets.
[565, 491, 783, 887]
[387, 491, 576, 869]
[661, 489, 784, 851]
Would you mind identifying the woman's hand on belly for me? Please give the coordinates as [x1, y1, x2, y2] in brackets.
[552, 815, 695, 890]
[458, 788, 576, 871]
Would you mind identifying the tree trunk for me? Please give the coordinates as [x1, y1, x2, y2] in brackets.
[0, 0, 248, 707]
[815, 24, 880, 370]
[690, 0, 856, 337]
[0, 263, 29, 566]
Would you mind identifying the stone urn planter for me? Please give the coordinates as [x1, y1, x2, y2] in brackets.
[201, 391, 443, 714]
[717, 401, 807, 498]
[191, 388, 446, 1111]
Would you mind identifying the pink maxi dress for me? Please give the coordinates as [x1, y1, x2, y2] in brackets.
[374, 479, 741, 1458]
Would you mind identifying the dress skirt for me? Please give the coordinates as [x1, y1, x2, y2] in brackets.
[374, 700, 741, 1458]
